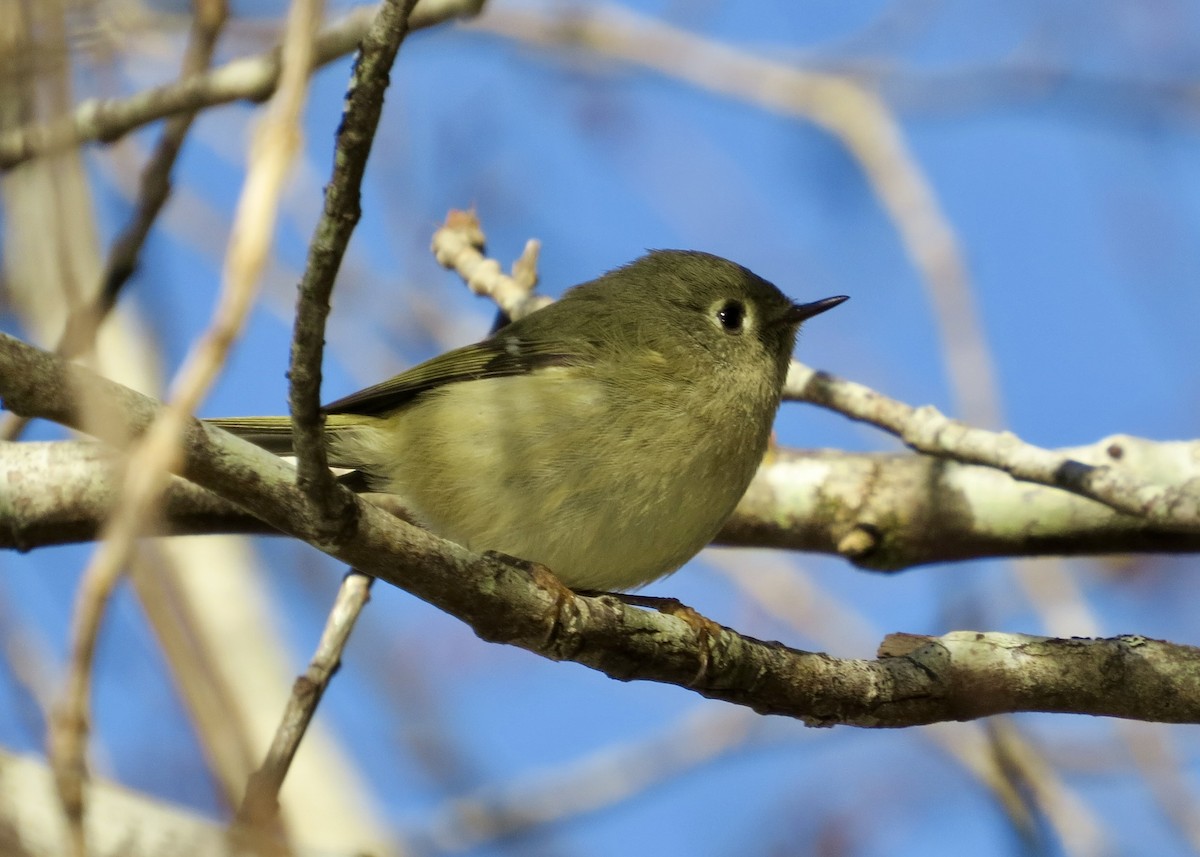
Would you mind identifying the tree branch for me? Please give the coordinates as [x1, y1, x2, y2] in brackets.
[430, 210, 551, 322]
[786, 363, 1200, 530]
[6, 440, 1200, 567]
[288, 0, 420, 517]
[3, 332, 1200, 726]
[0, 0, 487, 171]
[237, 572, 373, 830]
[47, 0, 323, 844]
[470, 4, 1000, 429]
[59, 0, 228, 359]
[247, 0, 419, 832]
[726, 443, 1200, 568]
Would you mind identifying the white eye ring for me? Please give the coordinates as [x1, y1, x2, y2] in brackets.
[715, 299, 746, 334]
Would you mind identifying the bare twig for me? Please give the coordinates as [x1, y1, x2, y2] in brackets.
[431, 210, 551, 322]
[0, 0, 488, 170]
[47, 0, 323, 846]
[8, 1, 247, 808]
[415, 705, 763, 852]
[235, 0, 421, 832]
[786, 362, 1200, 530]
[59, 0, 229, 361]
[288, 0, 422, 517]
[237, 571, 373, 831]
[470, 4, 999, 429]
[128, 543, 259, 811]
[983, 718, 1108, 857]
[717, 557, 1107, 853]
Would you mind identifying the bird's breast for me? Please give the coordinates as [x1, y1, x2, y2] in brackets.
[332, 368, 770, 590]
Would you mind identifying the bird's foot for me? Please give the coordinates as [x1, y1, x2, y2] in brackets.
[485, 551, 580, 652]
[582, 592, 721, 686]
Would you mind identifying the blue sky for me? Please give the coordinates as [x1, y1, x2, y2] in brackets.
[4, 2, 1200, 855]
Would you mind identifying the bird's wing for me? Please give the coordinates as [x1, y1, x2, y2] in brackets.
[324, 334, 576, 416]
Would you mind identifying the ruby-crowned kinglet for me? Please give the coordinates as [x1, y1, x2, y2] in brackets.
[208, 250, 845, 591]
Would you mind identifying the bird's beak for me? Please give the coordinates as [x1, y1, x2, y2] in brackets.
[783, 294, 849, 325]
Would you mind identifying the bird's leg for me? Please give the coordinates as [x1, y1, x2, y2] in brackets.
[485, 551, 581, 650]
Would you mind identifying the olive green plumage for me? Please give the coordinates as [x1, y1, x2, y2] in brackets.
[207, 250, 845, 590]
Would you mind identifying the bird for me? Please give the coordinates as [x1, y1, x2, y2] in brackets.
[207, 250, 846, 591]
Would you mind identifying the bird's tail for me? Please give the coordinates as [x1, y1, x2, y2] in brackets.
[204, 414, 365, 459]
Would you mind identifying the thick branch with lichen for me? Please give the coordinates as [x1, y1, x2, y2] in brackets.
[3, 331, 1200, 726]
[6, 440, 1200, 568]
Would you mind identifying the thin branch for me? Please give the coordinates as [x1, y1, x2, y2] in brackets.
[47, 0, 323, 845]
[718, 557, 1107, 854]
[982, 718, 1108, 857]
[430, 210, 551, 322]
[4, 333, 1200, 727]
[413, 706, 763, 852]
[237, 0, 419, 832]
[237, 571, 373, 831]
[786, 362, 1200, 530]
[66, 0, 228, 357]
[7, 0, 245, 807]
[470, 4, 1000, 429]
[128, 543, 260, 812]
[0, 0, 488, 171]
[288, 0, 421, 517]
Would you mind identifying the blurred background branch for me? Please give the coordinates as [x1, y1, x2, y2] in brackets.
[2, 2, 1200, 856]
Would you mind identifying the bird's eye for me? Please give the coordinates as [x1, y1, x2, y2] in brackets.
[715, 300, 746, 333]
